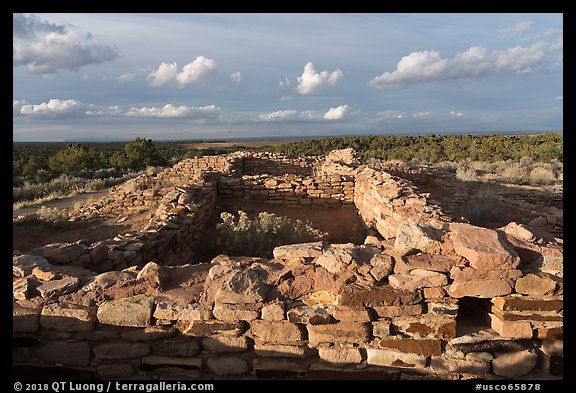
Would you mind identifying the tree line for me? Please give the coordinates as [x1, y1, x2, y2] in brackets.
[273, 133, 563, 163]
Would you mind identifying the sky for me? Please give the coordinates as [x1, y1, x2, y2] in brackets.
[13, 13, 563, 141]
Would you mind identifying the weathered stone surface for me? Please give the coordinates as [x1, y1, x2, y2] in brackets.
[490, 314, 533, 339]
[372, 304, 423, 318]
[93, 341, 150, 359]
[120, 326, 176, 341]
[314, 246, 354, 273]
[394, 253, 456, 274]
[32, 264, 95, 284]
[273, 242, 323, 260]
[207, 357, 249, 376]
[307, 322, 370, 347]
[301, 291, 338, 307]
[254, 343, 315, 358]
[177, 303, 213, 321]
[213, 302, 260, 322]
[501, 222, 537, 243]
[85, 271, 135, 291]
[492, 295, 563, 312]
[448, 278, 513, 298]
[250, 320, 304, 343]
[32, 242, 85, 265]
[331, 307, 372, 322]
[430, 355, 490, 375]
[38, 341, 91, 366]
[388, 269, 447, 291]
[13, 254, 50, 277]
[37, 276, 80, 298]
[13, 278, 29, 300]
[142, 356, 202, 370]
[427, 301, 458, 316]
[533, 322, 563, 340]
[366, 348, 428, 368]
[318, 345, 363, 365]
[422, 287, 447, 300]
[377, 338, 442, 356]
[215, 268, 269, 304]
[153, 299, 181, 320]
[369, 254, 394, 281]
[338, 284, 422, 307]
[137, 261, 170, 286]
[491, 306, 562, 322]
[449, 265, 522, 281]
[150, 338, 201, 357]
[40, 303, 95, 331]
[393, 314, 456, 339]
[202, 335, 249, 353]
[394, 223, 442, 256]
[542, 339, 563, 356]
[97, 294, 154, 327]
[372, 320, 391, 338]
[492, 350, 538, 378]
[515, 273, 557, 296]
[261, 302, 285, 320]
[448, 223, 520, 271]
[287, 305, 334, 325]
[13, 302, 40, 332]
[177, 320, 242, 337]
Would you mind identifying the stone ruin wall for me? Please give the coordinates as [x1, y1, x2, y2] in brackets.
[13, 149, 563, 380]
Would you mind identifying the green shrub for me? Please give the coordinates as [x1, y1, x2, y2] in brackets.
[215, 210, 328, 258]
[35, 206, 70, 225]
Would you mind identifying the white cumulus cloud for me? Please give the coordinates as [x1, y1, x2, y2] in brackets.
[147, 56, 217, 87]
[259, 110, 298, 121]
[115, 73, 136, 82]
[296, 62, 343, 94]
[18, 99, 92, 117]
[230, 71, 241, 83]
[413, 111, 434, 118]
[125, 104, 220, 119]
[369, 42, 550, 88]
[324, 105, 349, 120]
[500, 21, 533, 36]
[450, 111, 464, 117]
[13, 13, 119, 74]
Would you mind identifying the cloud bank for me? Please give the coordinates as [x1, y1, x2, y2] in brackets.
[324, 105, 349, 120]
[369, 42, 552, 88]
[147, 56, 217, 87]
[13, 13, 119, 74]
[296, 62, 343, 94]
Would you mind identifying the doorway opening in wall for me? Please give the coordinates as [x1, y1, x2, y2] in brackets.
[455, 297, 493, 336]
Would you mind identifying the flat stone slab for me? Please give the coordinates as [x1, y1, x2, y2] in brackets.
[97, 294, 154, 327]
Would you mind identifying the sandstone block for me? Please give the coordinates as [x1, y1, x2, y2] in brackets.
[177, 303, 213, 321]
[366, 348, 428, 368]
[272, 242, 323, 260]
[301, 291, 338, 307]
[38, 341, 91, 366]
[318, 345, 363, 365]
[207, 357, 249, 376]
[261, 302, 285, 320]
[215, 268, 269, 304]
[372, 320, 391, 338]
[369, 254, 394, 281]
[388, 269, 448, 291]
[515, 273, 557, 296]
[150, 338, 201, 357]
[448, 278, 512, 298]
[287, 305, 334, 325]
[448, 223, 520, 271]
[372, 304, 423, 318]
[40, 303, 95, 331]
[377, 338, 442, 356]
[97, 294, 154, 327]
[394, 253, 456, 274]
[492, 295, 563, 312]
[13, 254, 50, 277]
[13, 278, 29, 300]
[254, 343, 316, 358]
[492, 350, 538, 378]
[177, 320, 242, 337]
[338, 284, 422, 307]
[307, 322, 370, 347]
[202, 335, 249, 353]
[394, 223, 442, 256]
[331, 306, 372, 322]
[137, 261, 170, 286]
[32, 242, 85, 265]
[430, 356, 490, 375]
[13, 302, 40, 332]
[490, 314, 533, 339]
[37, 276, 79, 298]
[250, 320, 304, 344]
[93, 341, 150, 359]
[314, 246, 355, 273]
[393, 314, 456, 339]
[120, 326, 176, 341]
[213, 302, 260, 322]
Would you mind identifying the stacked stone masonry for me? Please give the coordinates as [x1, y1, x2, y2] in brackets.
[13, 149, 562, 380]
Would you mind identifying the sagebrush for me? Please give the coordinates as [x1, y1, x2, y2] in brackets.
[215, 210, 328, 258]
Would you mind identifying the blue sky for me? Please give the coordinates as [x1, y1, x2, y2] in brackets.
[13, 13, 563, 141]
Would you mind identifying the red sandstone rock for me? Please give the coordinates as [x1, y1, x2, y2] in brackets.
[393, 314, 456, 339]
[40, 302, 96, 332]
[318, 345, 363, 365]
[492, 350, 538, 378]
[136, 261, 170, 287]
[489, 314, 533, 339]
[250, 320, 304, 344]
[286, 305, 334, 325]
[215, 268, 270, 304]
[515, 273, 557, 296]
[394, 223, 443, 256]
[377, 338, 442, 356]
[202, 334, 249, 353]
[447, 278, 513, 298]
[97, 294, 154, 327]
[448, 223, 520, 271]
[394, 253, 458, 275]
[491, 295, 563, 312]
[365, 348, 428, 368]
[338, 283, 422, 307]
[307, 322, 371, 346]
